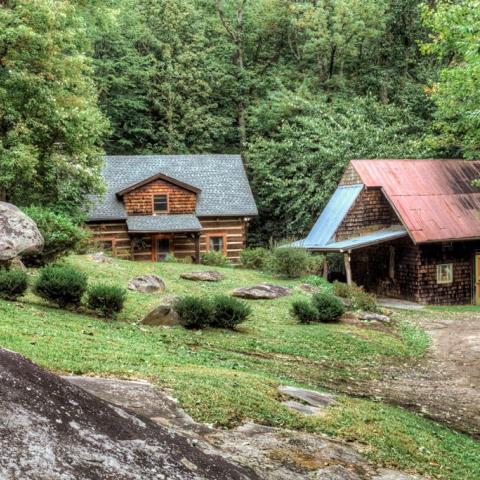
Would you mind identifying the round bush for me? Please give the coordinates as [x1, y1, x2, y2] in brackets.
[240, 247, 272, 270]
[210, 295, 252, 329]
[312, 293, 345, 323]
[22, 206, 89, 267]
[0, 269, 28, 300]
[291, 299, 319, 324]
[173, 296, 213, 329]
[87, 284, 126, 318]
[34, 265, 87, 308]
[201, 251, 231, 267]
[271, 247, 311, 278]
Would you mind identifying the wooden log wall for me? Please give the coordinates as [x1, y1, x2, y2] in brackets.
[87, 221, 132, 259]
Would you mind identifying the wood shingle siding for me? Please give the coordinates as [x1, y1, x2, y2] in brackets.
[123, 179, 197, 215]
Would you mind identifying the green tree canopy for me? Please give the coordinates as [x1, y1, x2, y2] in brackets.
[0, 0, 108, 213]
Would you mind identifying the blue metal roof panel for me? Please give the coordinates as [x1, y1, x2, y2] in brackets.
[303, 185, 363, 248]
[325, 226, 408, 251]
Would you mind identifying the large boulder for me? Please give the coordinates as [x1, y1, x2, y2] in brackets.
[0, 348, 257, 480]
[180, 271, 223, 282]
[0, 202, 43, 262]
[128, 274, 166, 293]
[232, 284, 291, 300]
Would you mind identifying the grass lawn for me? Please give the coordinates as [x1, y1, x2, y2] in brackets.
[0, 255, 478, 479]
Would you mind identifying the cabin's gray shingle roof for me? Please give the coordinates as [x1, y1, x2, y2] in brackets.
[127, 215, 202, 233]
[88, 155, 258, 221]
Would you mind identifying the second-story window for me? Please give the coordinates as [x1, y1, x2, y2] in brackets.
[153, 194, 168, 213]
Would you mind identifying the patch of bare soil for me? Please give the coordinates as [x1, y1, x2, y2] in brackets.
[359, 314, 480, 438]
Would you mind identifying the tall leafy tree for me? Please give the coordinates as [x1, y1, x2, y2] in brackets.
[0, 0, 108, 212]
[422, 0, 480, 159]
[95, 0, 230, 154]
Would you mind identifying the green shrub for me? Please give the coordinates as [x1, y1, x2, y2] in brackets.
[271, 247, 311, 278]
[333, 281, 378, 312]
[307, 254, 326, 275]
[87, 284, 126, 318]
[34, 265, 87, 308]
[305, 275, 333, 292]
[291, 299, 320, 324]
[240, 247, 272, 270]
[201, 251, 231, 267]
[312, 293, 345, 323]
[22, 207, 89, 266]
[0, 269, 28, 300]
[351, 287, 378, 312]
[333, 281, 350, 298]
[163, 254, 178, 263]
[211, 295, 252, 329]
[174, 296, 213, 329]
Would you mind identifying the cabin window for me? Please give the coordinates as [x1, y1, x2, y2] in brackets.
[437, 264, 453, 284]
[153, 194, 168, 213]
[209, 236, 224, 253]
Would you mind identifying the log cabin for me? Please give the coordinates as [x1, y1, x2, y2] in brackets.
[293, 159, 480, 305]
[86, 155, 258, 263]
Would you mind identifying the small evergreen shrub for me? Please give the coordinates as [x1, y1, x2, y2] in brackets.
[291, 300, 320, 324]
[0, 269, 28, 300]
[87, 284, 126, 318]
[240, 247, 272, 270]
[333, 281, 378, 311]
[174, 296, 213, 329]
[201, 251, 231, 267]
[307, 254, 326, 275]
[34, 265, 87, 308]
[312, 293, 345, 323]
[333, 281, 350, 298]
[271, 247, 311, 278]
[210, 295, 252, 329]
[22, 206, 89, 266]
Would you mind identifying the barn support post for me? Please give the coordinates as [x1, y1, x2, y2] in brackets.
[194, 232, 201, 264]
[323, 256, 329, 280]
[344, 251, 352, 285]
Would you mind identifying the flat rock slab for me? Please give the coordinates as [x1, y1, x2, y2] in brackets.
[278, 386, 337, 408]
[282, 400, 324, 416]
[358, 312, 391, 324]
[0, 349, 257, 480]
[232, 284, 291, 300]
[128, 274, 166, 293]
[298, 283, 320, 294]
[180, 271, 223, 282]
[88, 252, 113, 264]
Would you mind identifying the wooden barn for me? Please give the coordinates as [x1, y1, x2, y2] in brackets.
[294, 159, 480, 305]
[86, 155, 258, 263]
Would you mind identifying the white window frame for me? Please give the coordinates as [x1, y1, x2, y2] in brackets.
[436, 264, 453, 285]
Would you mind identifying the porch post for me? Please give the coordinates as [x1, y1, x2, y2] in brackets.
[322, 257, 329, 280]
[344, 251, 353, 285]
[194, 232, 201, 264]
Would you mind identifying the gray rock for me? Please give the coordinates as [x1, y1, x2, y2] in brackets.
[141, 302, 181, 327]
[282, 400, 323, 416]
[0, 349, 257, 480]
[232, 284, 291, 300]
[314, 465, 361, 480]
[0, 202, 43, 262]
[278, 386, 337, 408]
[358, 312, 391, 323]
[298, 283, 320, 294]
[88, 252, 113, 264]
[128, 274, 166, 293]
[180, 271, 223, 282]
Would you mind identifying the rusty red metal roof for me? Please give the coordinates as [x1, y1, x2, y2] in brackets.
[351, 159, 480, 243]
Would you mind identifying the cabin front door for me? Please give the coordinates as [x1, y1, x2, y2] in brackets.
[475, 254, 480, 305]
[153, 237, 171, 262]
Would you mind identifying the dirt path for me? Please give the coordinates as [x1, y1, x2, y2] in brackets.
[362, 313, 480, 438]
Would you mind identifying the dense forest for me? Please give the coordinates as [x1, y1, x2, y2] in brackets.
[0, 0, 479, 244]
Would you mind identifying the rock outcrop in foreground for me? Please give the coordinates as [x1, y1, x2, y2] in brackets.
[0, 349, 256, 480]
